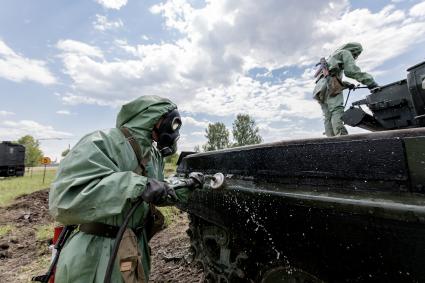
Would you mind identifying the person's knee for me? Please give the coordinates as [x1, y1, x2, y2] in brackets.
[329, 105, 344, 114]
[323, 114, 331, 121]
[322, 109, 332, 119]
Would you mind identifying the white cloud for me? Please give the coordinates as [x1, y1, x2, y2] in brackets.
[0, 40, 56, 85]
[0, 120, 72, 140]
[318, 4, 425, 73]
[55, 1, 425, 141]
[150, 0, 195, 34]
[191, 131, 205, 136]
[93, 14, 123, 31]
[95, 0, 127, 10]
[258, 122, 324, 142]
[0, 119, 76, 161]
[0, 110, 15, 116]
[180, 72, 321, 122]
[181, 116, 210, 128]
[56, 110, 72, 115]
[57, 39, 103, 58]
[409, 1, 425, 17]
[178, 132, 205, 152]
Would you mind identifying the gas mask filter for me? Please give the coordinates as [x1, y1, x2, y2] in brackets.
[154, 109, 182, 157]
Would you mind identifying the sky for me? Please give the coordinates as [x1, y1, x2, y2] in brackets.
[0, 0, 425, 161]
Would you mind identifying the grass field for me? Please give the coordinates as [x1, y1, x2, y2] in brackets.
[0, 167, 57, 206]
[0, 164, 179, 225]
[0, 163, 178, 204]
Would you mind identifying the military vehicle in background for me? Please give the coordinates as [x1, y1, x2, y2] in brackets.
[0, 141, 25, 177]
[176, 60, 425, 282]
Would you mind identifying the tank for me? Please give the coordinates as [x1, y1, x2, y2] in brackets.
[343, 60, 425, 131]
[0, 141, 25, 177]
[176, 128, 425, 282]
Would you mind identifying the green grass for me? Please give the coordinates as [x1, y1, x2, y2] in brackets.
[161, 163, 182, 226]
[0, 167, 57, 207]
[35, 223, 55, 241]
[0, 224, 14, 237]
[158, 206, 180, 227]
[20, 253, 51, 283]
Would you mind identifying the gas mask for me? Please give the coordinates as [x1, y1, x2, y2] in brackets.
[154, 109, 182, 157]
[352, 50, 362, 60]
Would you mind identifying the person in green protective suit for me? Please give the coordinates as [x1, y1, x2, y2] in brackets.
[49, 95, 197, 283]
[313, 42, 379, 137]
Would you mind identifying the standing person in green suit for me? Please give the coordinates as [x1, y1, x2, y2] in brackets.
[49, 95, 197, 283]
[313, 42, 379, 137]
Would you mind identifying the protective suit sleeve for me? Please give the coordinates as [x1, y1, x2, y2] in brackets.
[49, 131, 148, 225]
[341, 50, 376, 87]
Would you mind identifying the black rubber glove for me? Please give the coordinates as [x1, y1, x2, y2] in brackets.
[187, 172, 204, 189]
[347, 83, 356, 90]
[367, 82, 379, 90]
[141, 179, 177, 205]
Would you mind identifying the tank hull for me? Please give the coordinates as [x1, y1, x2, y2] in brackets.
[177, 129, 425, 282]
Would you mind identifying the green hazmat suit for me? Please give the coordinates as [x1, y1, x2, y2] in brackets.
[49, 95, 191, 283]
[313, 42, 378, 137]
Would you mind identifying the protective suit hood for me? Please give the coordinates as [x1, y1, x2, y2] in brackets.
[334, 42, 363, 59]
[116, 95, 177, 157]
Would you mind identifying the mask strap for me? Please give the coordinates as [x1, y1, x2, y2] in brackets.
[120, 127, 149, 176]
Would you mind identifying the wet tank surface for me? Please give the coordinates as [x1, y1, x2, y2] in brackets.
[177, 128, 425, 282]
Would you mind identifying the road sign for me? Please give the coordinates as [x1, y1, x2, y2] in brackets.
[40, 157, 51, 184]
[40, 157, 51, 165]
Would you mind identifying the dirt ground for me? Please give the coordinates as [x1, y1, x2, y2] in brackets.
[0, 189, 203, 283]
[149, 213, 203, 283]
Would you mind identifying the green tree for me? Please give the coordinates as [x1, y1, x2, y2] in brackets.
[17, 135, 43, 167]
[61, 148, 70, 157]
[232, 114, 263, 147]
[193, 145, 201, 152]
[203, 122, 230, 151]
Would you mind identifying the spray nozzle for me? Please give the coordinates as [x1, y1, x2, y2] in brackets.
[170, 172, 225, 190]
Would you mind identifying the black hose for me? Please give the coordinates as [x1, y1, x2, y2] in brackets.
[344, 89, 352, 108]
[103, 180, 194, 283]
[31, 225, 76, 283]
[344, 86, 369, 108]
[104, 197, 144, 283]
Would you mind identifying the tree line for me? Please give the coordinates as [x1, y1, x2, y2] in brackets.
[15, 135, 44, 167]
[201, 113, 262, 152]
[12, 113, 261, 167]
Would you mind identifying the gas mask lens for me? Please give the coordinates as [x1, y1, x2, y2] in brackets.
[171, 117, 182, 131]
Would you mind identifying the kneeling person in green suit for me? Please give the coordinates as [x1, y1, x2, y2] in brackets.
[49, 95, 195, 283]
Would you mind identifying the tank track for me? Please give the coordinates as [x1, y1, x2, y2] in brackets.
[187, 214, 250, 282]
[187, 214, 323, 283]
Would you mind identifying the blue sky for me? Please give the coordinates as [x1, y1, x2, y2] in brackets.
[0, 0, 425, 160]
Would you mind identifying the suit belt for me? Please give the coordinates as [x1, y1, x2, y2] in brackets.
[79, 222, 144, 238]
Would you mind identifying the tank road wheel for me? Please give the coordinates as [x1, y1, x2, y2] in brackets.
[187, 215, 324, 283]
[260, 266, 324, 283]
[187, 214, 252, 283]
